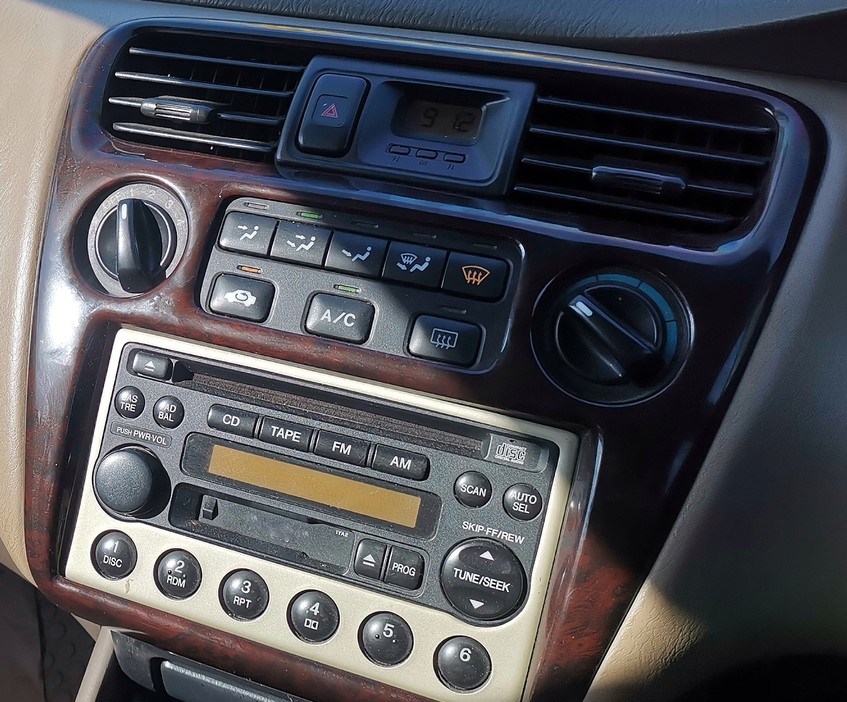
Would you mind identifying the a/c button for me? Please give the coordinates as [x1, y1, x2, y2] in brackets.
[305, 293, 375, 344]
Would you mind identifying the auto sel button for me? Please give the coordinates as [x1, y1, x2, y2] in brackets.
[372, 445, 429, 481]
[408, 315, 482, 367]
[440, 538, 525, 620]
[207, 404, 258, 438]
[504, 483, 543, 521]
[209, 274, 274, 323]
[305, 293, 375, 344]
[314, 430, 370, 466]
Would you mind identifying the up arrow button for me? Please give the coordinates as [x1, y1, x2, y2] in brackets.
[479, 550, 495, 562]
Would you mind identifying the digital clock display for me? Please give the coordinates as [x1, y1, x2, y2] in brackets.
[398, 99, 483, 143]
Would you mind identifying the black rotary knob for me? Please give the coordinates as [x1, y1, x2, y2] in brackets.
[93, 446, 169, 517]
[95, 198, 175, 294]
[535, 271, 688, 403]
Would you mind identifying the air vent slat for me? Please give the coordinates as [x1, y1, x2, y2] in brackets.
[127, 46, 304, 73]
[103, 32, 309, 162]
[112, 123, 275, 153]
[114, 71, 294, 99]
[513, 184, 738, 228]
[535, 95, 774, 135]
[527, 125, 769, 167]
[513, 84, 778, 239]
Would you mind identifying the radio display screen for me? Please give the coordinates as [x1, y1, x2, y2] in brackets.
[207, 444, 423, 529]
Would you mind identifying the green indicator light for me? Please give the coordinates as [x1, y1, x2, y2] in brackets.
[334, 284, 361, 294]
[297, 211, 323, 220]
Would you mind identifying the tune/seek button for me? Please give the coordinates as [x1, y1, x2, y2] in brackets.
[440, 538, 525, 620]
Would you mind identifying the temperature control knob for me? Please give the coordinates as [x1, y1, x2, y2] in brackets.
[93, 446, 169, 517]
[534, 271, 688, 403]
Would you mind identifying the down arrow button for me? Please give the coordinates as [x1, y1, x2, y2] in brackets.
[440, 539, 526, 621]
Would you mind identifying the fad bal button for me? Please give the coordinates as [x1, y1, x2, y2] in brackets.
[92, 531, 137, 580]
[440, 539, 525, 621]
[220, 570, 269, 621]
[156, 550, 202, 600]
[288, 590, 340, 643]
[503, 483, 543, 521]
[454, 471, 492, 508]
[153, 395, 184, 429]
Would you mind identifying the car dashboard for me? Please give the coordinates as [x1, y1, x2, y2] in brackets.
[3, 1, 847, 701]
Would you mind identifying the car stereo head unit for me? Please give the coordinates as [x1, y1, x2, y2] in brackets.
[63, 329, 579, 702]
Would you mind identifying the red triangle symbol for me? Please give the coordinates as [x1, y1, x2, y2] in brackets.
[321, 103, 339, 119]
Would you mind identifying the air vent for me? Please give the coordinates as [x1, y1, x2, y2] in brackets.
[512, 80, 779, 239]
[103, 32, 311, 162]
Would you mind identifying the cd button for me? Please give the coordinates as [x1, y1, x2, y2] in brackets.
[372, 445, 429, 481]
[384, 547, 424, 590]
[258, 417, 312, 451]
[354, 539, 387, 580]
[314, 430, 370, 466]
[207, 404, 258, 438]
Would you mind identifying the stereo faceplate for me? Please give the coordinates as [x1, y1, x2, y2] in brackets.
[63, 329, 578, 702]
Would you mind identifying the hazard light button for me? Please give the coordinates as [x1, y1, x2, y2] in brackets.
[440, 538, 526, 621]
[297, 74, 369, 156]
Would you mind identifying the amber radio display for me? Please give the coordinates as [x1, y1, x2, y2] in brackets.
[183, 436, 441, 535]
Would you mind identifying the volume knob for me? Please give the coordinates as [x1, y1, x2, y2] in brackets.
[93, 446, 169, 517]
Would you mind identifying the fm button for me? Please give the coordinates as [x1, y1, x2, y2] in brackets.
[440, 539, 525, 621]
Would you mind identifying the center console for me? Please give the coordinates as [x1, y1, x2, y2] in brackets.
[25, 16, 818, 702]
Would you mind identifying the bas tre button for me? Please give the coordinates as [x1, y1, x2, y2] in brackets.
[220, 570, 269, 621]
[440, 539, 525, 621]
[114, 386, 144, 419]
